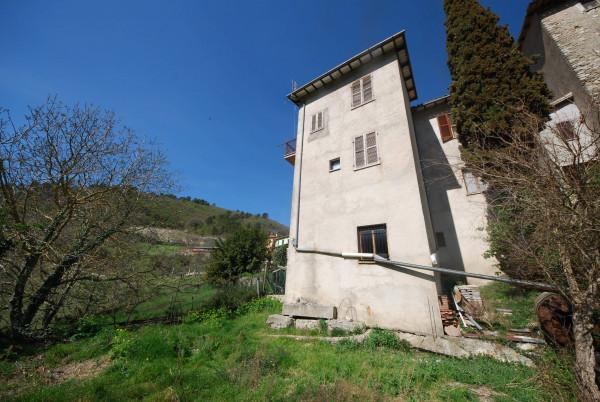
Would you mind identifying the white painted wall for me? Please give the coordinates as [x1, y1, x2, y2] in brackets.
[285, 53, 443, 335]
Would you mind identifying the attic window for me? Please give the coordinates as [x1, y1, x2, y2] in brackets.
[581, 0, 600, 11]
[351, 74, 374, 108]
[310, 111, 325, 133]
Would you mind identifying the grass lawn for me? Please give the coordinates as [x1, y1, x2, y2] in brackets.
[0, 297, 578, 401]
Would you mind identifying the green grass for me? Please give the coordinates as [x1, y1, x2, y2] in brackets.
[480, 282, 540, 330]
[0, 298, 577, 401]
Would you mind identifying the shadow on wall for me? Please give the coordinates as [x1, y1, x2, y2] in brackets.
[414, 107, 466, 294]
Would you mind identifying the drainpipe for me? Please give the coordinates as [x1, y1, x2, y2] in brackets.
[292, 103, 307, 248]
[295, 248, 557, 292]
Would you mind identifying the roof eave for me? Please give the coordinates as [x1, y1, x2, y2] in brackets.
[287, 30, 417, 105]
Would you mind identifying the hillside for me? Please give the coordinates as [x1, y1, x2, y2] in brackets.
[132, 193, 288, 237]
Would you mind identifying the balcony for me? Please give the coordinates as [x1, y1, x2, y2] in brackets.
[283, 138, 296, 165]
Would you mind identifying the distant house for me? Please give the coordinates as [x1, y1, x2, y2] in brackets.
[281, 1, 599, 334]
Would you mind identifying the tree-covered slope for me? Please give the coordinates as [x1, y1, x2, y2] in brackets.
[132, 193, 288, 237]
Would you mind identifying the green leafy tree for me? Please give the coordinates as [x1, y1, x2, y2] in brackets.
[272, 245, 288, 267]
[205, 226, 268, 286]
[444, 0, 551, 150]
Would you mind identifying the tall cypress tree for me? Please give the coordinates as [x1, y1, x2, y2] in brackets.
[444, 0, 551, 149]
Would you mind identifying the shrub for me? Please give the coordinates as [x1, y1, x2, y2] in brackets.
[205, 226, 268, 286]
[204, 286, 257, 312]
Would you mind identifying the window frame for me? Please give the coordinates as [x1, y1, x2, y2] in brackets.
[462, 170, 488, 196]
[357, 224, 389, 260]
[329, 157, 341, 172]
[310, 110, 325, 133]
[436, 113, 455, 143]
[554, 120, 577, 142]
[350, 74, 375, 109]
[353, 131, 380, 171]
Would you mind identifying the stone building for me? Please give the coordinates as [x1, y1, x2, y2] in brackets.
[280, 1, 599, 334]
[520, 0, 600, 130]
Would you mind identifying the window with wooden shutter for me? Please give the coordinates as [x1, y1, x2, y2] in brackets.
[310, 110, 325, 133]
[437, 114, 454, 142]
[351, 74, 374, 108]
[362, 75, 372, 103]
[354, 135, 365, 168]
[351, 81, 362, 108]
[555, 120, 577, 141]
[354, 132, 379, 169]
[365, 132, 378, 164]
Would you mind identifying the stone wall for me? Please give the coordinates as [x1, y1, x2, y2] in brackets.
[542, 2, 600, 125]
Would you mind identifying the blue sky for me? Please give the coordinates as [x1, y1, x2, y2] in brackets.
[0, 0, 529, 226]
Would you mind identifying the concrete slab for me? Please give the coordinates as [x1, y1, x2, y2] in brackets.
[266, 314, 294, 329]
[327, 320, 365, 333]
[394, 332, 534, 367]
[295, 319, 321, 330]
[282, 303, 336, 319]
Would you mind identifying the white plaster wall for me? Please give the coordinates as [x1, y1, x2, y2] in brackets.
[412, 103, 498, 287]
[286, 53, 442, 335]
[540, 102, 597, 166]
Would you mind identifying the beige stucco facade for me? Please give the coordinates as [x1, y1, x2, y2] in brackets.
[286, 49, 448, 335]
[412, 101, 498, 289]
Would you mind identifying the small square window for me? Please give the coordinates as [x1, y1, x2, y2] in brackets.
[357, 224, 388, 258]
[329, 158, 341, 172]
[463, 170, 488, 195]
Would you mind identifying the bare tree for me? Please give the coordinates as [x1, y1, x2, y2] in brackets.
[463, 107, 599, 400]
[0, 98, 171, 340]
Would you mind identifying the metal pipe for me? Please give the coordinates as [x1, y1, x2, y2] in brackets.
[295, 247, 556, 291]
[293, 103, 307, 248]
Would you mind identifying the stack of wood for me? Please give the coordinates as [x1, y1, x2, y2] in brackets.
[454, 285, 484, 318]
[438, 295, 457, 327]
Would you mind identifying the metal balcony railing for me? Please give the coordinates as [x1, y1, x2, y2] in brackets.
[283, 138, 296, 157]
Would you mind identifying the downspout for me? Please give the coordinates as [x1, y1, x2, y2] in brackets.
[294, 248, 557, 292]
[293, 102, 307, 248]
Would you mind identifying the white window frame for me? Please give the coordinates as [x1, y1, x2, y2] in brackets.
[353, 132, 380, 170]
[351, 74, 375, 109]
[329, 157, 341, 172]
[462, 170, 488, 195]
[310, 110, 325, 133]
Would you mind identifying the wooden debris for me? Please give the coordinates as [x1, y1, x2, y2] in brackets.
[454, 285, 485, 318]
[506, 335, 546, 345]
[438, 295, 457, 327]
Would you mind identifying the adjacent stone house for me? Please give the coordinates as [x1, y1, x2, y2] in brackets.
[281, 1, 599, 334]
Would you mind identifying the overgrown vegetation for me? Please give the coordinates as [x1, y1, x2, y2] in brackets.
[0, 297, 579, 401]
[445, 1, 599, 398]
[205, 226, 269, 286]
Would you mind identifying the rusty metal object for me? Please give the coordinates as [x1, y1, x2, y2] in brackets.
[535, 292, 573, 347]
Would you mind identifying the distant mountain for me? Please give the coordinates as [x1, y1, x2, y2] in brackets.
[132, 193, 288, 237]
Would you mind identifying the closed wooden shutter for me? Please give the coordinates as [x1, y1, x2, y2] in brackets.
[351, 80, 362, 107]
[311, 114, 316, 132]
[317, 111, 323, 130]
[354, 135, 365, 168]
[437, 114, 454, 142]
[362, 75, 372, 103]
[365, 132, 378, 164]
